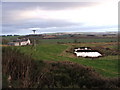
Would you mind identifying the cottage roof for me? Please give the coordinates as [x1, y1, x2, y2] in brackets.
[13, 38, 29, 42]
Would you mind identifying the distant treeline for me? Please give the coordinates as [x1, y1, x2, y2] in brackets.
[2, 47, 120, 88]
[1, 35, 20, 37]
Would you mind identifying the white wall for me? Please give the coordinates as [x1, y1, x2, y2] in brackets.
[20, 39, 31, 45]
[14, 42, 20, 46]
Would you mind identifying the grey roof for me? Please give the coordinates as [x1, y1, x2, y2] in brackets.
[13, 38, 29, 42]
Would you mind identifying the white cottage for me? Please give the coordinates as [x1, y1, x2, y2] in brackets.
[8, 38, 31, 46]
[74, 47, 102, 58]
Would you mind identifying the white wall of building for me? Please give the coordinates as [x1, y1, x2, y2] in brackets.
[14, 42, 20, 46]
[20, 40, 30, 45]
[8, 39, 31, 46]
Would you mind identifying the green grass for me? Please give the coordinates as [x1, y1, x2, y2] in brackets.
[16, 43, 119, 78]
[2, 36, 20, 40]
[38, 38, 117, 44]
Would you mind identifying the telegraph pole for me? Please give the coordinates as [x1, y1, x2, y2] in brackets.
[32, 30, 36, 49]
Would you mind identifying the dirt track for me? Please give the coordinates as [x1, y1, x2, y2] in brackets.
[0, 45, 9, 47]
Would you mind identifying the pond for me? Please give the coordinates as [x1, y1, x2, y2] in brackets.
[74, 47, 102, 58]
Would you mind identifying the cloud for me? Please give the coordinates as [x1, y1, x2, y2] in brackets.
[2, 18, 83, 34]
[2, 1, 118, 35]
[2, 2, 98, 11]
[2, 18, 82, 28]
[2, 23, 117, 35]
[2, 2, 99, 23]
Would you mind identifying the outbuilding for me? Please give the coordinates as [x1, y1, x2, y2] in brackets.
[8, 38, 31, 46]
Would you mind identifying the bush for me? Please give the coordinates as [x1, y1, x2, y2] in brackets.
[2, 39, 9, 45]
[2, 47, 120, 88]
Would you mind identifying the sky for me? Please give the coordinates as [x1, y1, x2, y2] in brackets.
[1, 0, 118, 35]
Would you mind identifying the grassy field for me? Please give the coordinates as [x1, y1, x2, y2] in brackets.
[1, 35, 117, 44]
[38, 38, 118, 44]
[15, 42, 119, 78]
[2, 36, 20, 40]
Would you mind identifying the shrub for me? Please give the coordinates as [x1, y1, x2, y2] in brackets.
[2, 47, 120, 88]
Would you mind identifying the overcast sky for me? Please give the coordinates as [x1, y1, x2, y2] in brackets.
[2, 0, 118, 35]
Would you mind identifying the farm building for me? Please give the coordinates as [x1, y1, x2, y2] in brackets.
[8, 38, 31, 46]
[74, 47, 102, 58]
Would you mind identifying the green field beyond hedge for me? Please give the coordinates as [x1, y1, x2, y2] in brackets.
[15, 42, 119, 78]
